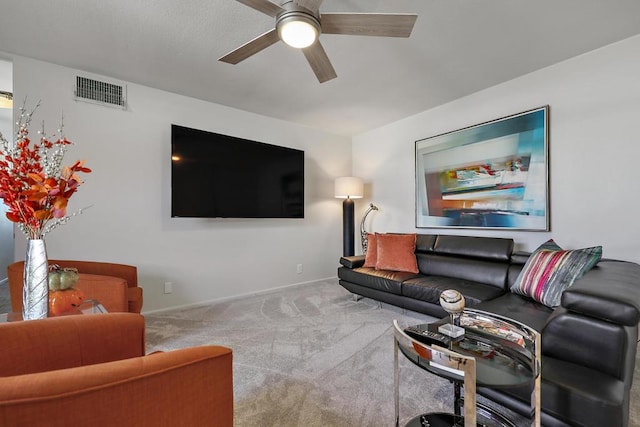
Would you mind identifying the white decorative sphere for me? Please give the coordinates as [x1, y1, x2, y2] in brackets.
[439, 289, 465, 314]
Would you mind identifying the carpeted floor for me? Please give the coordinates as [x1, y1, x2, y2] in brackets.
[144, 280, 552, 426]
[1, 278, 639, 425]
[0, 282, 11, 313]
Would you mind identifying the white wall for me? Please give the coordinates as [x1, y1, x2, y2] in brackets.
[8, 54, 351, 312]
[6, 33, 639, 311]
[0, 58, 13, 282]
[353, 34, 640, 263]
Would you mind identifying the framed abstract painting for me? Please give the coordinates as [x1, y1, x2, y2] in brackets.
[415, 106, 549, 230]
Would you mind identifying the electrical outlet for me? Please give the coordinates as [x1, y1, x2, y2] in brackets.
[296, 264, 303, 274]
[164, 282, 173, 294]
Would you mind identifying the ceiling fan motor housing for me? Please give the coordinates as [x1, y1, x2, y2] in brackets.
[276, 2, 321, 46]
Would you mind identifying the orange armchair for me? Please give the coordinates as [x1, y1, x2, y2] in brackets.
[0, 313, 233, 426]
[7, 260, 143, 313]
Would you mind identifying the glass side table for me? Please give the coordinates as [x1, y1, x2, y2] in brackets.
[0, 299, 108, 322]
[76, 299, 108, 314]
[394, 308, 541, 427]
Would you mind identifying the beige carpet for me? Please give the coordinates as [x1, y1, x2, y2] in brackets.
[1, 278, 639, 425]
[0, 282, 11, 313]
[147, 280, 629, 426]
[144, 281, 446, 426]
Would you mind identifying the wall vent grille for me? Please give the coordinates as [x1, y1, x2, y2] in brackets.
[74, 76, 127, 109]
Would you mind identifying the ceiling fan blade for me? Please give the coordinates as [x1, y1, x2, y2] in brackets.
[293, 0, 324, 12]
[321, 13, 418, 37]
[218, 29, 280, 64]
[236, 0, 284, 17]
[302, 41, 337, 83]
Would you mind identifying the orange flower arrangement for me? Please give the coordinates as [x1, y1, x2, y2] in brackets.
[0, 102, 91, 239]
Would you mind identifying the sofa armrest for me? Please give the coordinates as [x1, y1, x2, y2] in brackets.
[340, 255, 365, 269]
[0, 345, 233, 427]
[561, 260, 640, 326]
[0, 313, 146, 377]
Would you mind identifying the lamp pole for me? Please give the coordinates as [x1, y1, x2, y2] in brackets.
[334, 176, 363, 258]
[343, 197, 355, 256]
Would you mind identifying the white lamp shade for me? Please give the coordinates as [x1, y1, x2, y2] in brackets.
[0, 91, 12, 109]
[335, 177, 363, 199]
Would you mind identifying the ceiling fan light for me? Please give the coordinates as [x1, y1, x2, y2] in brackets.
[279, 17, 318, 49]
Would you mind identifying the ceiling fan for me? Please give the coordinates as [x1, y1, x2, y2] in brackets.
[218, 0, 418, 83]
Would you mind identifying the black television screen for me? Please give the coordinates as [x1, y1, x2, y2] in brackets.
[171, 125, 304, 218]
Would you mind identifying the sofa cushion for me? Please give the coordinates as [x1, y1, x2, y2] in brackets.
[402, 275, 505, 306]
[475, 292, 552, 333]
[375, 233, 419, 273]
[337, 267, 419, 296]
[510, 239, 602, 308]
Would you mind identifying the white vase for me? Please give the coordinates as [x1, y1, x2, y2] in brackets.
[22, 239, 49, 320]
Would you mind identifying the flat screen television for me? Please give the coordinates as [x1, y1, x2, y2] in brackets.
[171, 125, 304, 218]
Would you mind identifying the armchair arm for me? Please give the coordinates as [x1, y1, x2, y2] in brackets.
[127, 286, 143, 313]
[0, 345, 233, 427]
[0, 313, 145, 377]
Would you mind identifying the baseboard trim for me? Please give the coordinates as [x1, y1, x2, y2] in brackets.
[142, 276, 338, 315]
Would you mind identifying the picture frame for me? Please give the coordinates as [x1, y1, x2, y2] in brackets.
[415, 106, 549, 230]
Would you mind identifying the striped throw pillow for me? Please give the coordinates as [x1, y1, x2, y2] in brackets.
[510, 239, 602, 308]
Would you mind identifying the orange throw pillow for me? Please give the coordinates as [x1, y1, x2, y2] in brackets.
[363, 233, 378, 267]
[375, 233, 419, 273]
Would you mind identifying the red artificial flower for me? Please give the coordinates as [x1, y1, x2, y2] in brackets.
[0, 104, 91, 239]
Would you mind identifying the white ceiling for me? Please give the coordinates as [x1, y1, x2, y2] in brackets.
[1, 0, 639, 136]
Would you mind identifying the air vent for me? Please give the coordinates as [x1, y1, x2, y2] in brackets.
[74, 76, 127, 109]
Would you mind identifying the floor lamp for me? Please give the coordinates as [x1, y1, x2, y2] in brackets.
[335, 177, 363, 257]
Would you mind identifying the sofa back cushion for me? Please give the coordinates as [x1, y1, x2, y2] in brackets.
[432, 235, 513, 262]
[415, 234, 514, 290]
[415, 234, 437, 253]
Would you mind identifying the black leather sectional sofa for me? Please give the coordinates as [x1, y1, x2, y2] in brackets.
[337, 234, 640, 426]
